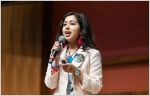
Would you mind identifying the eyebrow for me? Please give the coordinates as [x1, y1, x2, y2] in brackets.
[64, 20, 77, 23]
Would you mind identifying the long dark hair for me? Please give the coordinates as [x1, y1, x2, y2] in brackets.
[56, 12, 96, 50]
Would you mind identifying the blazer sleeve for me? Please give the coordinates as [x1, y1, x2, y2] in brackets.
[44, 63, 59, 89]
[81, 50, 103, 94]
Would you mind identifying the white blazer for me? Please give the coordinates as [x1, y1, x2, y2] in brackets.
[44, 46, 103, 95]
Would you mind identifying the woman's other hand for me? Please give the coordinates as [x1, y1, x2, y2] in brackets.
[61, 63, 76, 73]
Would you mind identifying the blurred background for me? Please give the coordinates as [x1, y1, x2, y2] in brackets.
[1, 1, 149, 95]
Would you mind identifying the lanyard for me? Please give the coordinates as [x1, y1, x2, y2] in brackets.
[66, 46, 78, 63]
[67, 52, 77, 63]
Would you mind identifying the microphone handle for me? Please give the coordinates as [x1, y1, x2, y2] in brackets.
[49, 48, 60, 64]
[49, 42, 63, 64]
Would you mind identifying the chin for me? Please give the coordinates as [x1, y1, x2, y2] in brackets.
[66, 38, 71, 42]
[65, 37, 72, 42]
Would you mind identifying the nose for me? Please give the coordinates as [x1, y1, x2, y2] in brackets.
[65, 24, 70, 30]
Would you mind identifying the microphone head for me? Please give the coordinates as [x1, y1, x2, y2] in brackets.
[59, 35, 66, 43]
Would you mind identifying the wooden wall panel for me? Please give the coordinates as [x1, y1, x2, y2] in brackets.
[2, 2, 43, 94]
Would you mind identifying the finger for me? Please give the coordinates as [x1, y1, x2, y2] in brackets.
[62, 66, 69, 70]
[62, 65, 70, 70]
[55, 43, 60, 47]
[68, 64, 70, 69]
[53, 42, 60, 48]
[63, 69, 72, 73]
[52, 45, 61, 51]
[55, 42, 61, 46]
[53, 46, 59, 50]
[61, 64, 69, 67]
[54, 44, 60, 49]
[62, 65, 68, 69]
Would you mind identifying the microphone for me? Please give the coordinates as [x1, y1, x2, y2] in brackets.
[49, 36, 66, 64]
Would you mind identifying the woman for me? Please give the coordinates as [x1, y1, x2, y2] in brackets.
[45, 12, 103, 95]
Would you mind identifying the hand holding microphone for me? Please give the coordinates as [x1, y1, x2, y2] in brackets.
[49, 36, 66, 64]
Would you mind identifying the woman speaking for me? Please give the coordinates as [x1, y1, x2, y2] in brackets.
[45, 12, 103, 95]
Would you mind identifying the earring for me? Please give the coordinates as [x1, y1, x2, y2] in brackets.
[77, 36, 83, 47]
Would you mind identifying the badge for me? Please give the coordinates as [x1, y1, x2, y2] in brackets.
[74, 54, 85, 63]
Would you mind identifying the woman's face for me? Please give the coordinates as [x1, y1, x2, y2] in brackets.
[62, 15, 81, 43]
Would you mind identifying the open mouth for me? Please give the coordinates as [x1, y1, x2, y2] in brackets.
[65, 31, 71, 37]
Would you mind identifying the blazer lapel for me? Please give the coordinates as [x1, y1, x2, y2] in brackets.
[72, 48, 88, 68]
[60, 46, 88, 68]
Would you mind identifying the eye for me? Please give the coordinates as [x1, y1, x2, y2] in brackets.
[70, 22, 75, 25]
[63, 23, 67, 26]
